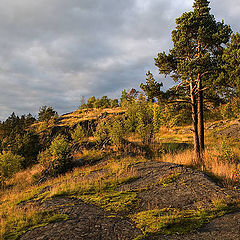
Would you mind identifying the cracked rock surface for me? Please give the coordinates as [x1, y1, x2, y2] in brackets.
[20, 161, 240, 240]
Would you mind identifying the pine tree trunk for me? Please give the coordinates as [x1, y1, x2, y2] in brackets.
[197, 80, 205, 155]
[190, 83, 201, 163]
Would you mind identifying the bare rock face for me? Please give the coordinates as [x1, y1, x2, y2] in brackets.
[20, 198, 141, 240]
[20, 161, 240, 240]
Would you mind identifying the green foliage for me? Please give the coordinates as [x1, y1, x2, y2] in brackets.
[88, 96, 111, 108]
[0, 112, 36, 144]
[160, 103, 192, 127]
[216, 140, 239, 164]
[0, 112, 40, 169]
[140, 71, 163, 102]
[155, 0, 232, 88]
[38, 135, 71, 176]
[120, 89, 128, 107]
[124, 101, 138, 133]
[0, 151, 23, 187]
[220, 98, 240, 119]
[0, 152, 23, 178]
[222, 33, 240, 96]
[154, 0, 232, 158]
[94, 117, 125, 149]
[220, 102, 237, 119]
[94, 119, 110, 144]
[49, 135, 69, 158]
[108, 118, 124, 149]
[152, 103, 162, 133]
[99, 96, 110, 108]
[14, 132, 41, 168]
[81, 190, 138, 214]
[120, 89, 140, 107]
[38, 106, 58, 122]
[110, 98, 119, 108]
[136, 97, 154, 145]
[84, 96, 119, 109]
[124, 96, 154, 145]
[86, 96, 96, 108]
[71, 124, 86, 144]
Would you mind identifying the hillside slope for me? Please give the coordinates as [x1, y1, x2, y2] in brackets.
[18, 160, 240, 240]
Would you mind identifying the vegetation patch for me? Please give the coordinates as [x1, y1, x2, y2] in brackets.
[1, 208, 68, 240]
[131, 200, 237, 237]
[80, 190, 139, 213]
[159, 172, 181, 187]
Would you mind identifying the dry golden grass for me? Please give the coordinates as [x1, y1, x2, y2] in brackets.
[158, 147, 240, 186]
[7, 164, 44, 190]
[0, 154, 146, 239]
[57, 107, 125, 127]
[159, 149, 194, 166]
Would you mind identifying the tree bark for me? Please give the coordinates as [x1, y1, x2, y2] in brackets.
[190, 83, 201, 162]
[197, 79, 205, 155]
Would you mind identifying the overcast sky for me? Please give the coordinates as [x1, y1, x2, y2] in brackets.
[0, 0, 239, 120]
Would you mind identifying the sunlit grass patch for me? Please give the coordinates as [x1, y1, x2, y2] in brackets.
[0, 205, 68, 240]
[80, 190, 139, 213]
[131, 199, 236, 237]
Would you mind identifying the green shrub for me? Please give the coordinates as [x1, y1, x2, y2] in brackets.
[38, 135, 71, 177]
[216, 140, 239, 164]
[110, 99, 119, 108]
[94, 119, 110, 144]
[135, 97, 154, 145]
[0, 151, 24, 187]
[38, 106, 58, 122]
[71, 124, 86, 144]
[220, 102, 236, 119]
[124, 101, 139, 133]
[94, 118, 125, 149]
[108, 119, 124, 149]
[14, 132, 41, 168]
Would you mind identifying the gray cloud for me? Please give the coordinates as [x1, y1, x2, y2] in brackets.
[0, 0, 238, 120]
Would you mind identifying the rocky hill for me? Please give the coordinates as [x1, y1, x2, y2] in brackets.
[17, 160, 240, 240]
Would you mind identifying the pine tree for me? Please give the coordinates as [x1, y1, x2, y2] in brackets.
[140, 71, 163, 102]
[154, 0, 232, 162]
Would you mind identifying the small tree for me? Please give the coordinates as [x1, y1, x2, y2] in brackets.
[71, 124, 86, 144]
[87, 96, 96, 108]
[38, 106, 58, 122]
[140, 71, 163, 102]
[108, 118, 124, 149]
[0, 152, 23, 188]
[14, 131, 41, 168]
[94, 118, 125, 149]
[120, 89, 128, 107]
[100, 96, 110, 108]
[94, 119, 110, 144]
[110, 99, 119, 108]
[38, 135, 71, 176]
[135, 96, 154, 146]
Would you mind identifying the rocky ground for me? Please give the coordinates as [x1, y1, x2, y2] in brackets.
[19, 161, 240, 240]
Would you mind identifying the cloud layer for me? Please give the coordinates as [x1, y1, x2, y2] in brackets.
[0, 0, 239, 119]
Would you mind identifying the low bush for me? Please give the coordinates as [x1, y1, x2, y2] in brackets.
[94, 117, 125, 149]
[71, 124, 86, 145]
[0, 151, 24, 188]
[38, 135, 72, 177]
